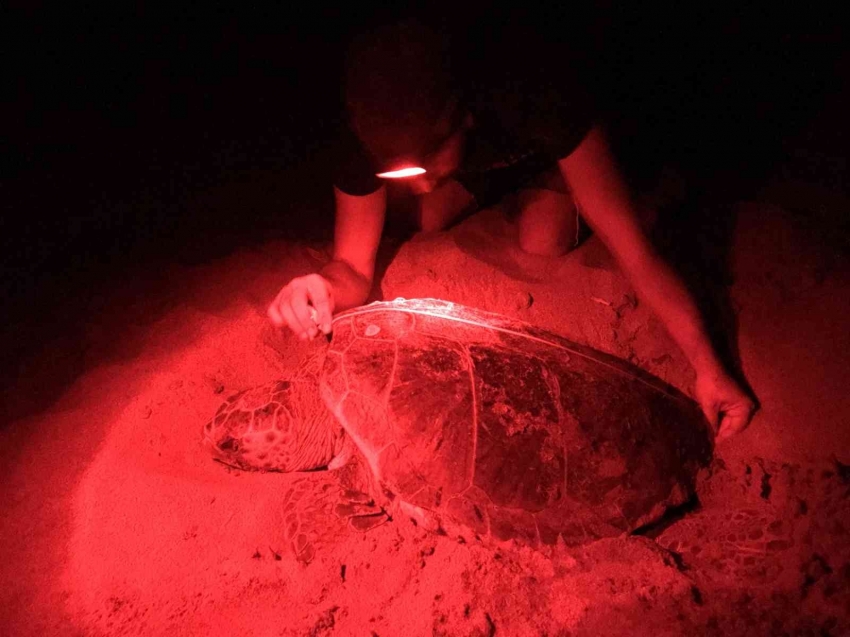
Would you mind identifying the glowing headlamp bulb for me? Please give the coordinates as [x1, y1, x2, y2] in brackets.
[376, 167, 426, 179]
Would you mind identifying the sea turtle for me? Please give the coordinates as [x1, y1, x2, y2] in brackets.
[204, 298, 713, 561]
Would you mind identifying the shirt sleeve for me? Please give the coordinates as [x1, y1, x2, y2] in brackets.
[332, 123, 383, 196]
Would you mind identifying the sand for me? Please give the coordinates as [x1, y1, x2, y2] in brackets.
[1, 184, 849, 636]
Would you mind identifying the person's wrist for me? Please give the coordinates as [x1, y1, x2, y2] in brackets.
[321, 260, 361, 287]
[687, 344, 727, 380]
[321, 260, 371, 310]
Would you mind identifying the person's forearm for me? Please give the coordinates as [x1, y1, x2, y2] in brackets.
[325, 185, 387, 312]
[624, 250, 726, 378]
[557, 126, 726, 379]
[320, 259, 371, 312]
[332, 185, 386, 283]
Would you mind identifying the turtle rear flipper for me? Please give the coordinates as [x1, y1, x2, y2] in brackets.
[333, 456, 393, 531]
[336, 497, 390, 531]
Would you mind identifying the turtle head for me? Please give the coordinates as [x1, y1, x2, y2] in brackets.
[203, 378, 345, 472]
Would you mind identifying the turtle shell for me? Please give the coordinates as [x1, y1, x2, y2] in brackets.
[320, 298, 713, 547]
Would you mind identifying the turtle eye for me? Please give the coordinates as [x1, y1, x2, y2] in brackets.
[219, 437, 239, 452]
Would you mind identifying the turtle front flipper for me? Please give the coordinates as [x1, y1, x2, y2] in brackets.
[203, 378, 345, 472]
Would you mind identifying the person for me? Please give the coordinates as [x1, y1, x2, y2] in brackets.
[267, 18, 757, 441]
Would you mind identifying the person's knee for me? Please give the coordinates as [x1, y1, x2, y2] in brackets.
[417, 180, 475, 233]
[516, 188, 578, 257]
[418, 205, 448, 233]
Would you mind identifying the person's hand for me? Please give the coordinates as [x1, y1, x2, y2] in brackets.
[694, 370, 758, 443]
[267, 274, 334, 340]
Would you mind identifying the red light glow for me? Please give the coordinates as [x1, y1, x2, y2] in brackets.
[376, 167, 426, 179]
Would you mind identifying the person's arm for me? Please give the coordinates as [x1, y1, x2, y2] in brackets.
[558, 125, 756, 439]
[321, 185, 387, 312]
[268, 185, 385, 339]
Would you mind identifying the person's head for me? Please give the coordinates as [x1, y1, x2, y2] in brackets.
[344, 19, 468, 194]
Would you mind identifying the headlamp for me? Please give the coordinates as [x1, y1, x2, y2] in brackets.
[376, 167, 426, 179]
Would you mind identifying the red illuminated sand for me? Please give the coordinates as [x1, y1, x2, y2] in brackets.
[1, 201, 849, 635]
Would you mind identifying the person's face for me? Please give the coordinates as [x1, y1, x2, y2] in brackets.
[377, 115, 469, 195]
[405, 125, 466, 195]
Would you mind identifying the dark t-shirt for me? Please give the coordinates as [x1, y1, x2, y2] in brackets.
[333, 26, 595, 208]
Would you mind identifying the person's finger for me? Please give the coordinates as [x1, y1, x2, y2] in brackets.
[304, 275, 333, 334]
[279, 300, 310, 339]
[267, 287, 291, 327]
[267, 300, 284, 327]
[699, 400, 719, 433]
[716, 416, 731, 442]
[716, 416, 740, 443]
[278, 284, 313, 337]
[720, 402, 754, 439]
[289, 285, 319, 339]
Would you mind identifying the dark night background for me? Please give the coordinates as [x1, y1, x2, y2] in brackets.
[2, 3, 847, 377]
